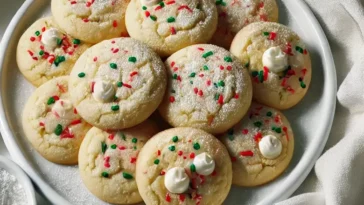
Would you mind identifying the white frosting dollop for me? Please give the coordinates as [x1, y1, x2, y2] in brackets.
[52, 100, 74, 119]
[41, 28, 63, 50]
[262, 47, 288, 73]
[92, 80, 116, 103]
[164, 167, 190, 194]
[258, 135, 282, 159]
[140, 0, 161, 6]
[193, 153, 215, 176]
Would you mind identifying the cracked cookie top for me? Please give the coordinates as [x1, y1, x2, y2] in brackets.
[159, 44, 252, 134]
[136, 127, 232, 205]
[69, 37, 167, 130]
[220, 102, 294, 186]
[51, 0, 130, 44]
[125, 0, 218, 57]
[16, 17, 90, 87]
[22, 76, 91, 164]
[78, 120, 159, 204]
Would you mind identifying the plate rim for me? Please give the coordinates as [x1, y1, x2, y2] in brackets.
[0, 0, 337, 204]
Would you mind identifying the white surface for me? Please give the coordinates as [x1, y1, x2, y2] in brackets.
[0, 1, 336, 205]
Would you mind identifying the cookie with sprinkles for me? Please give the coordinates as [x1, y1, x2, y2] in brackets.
[69, 38, 167, 130]
[220, 102, 294, 186]
[16, 17, 90, 87]
[136, 127, 232, 205]
[78, 119, 159, 204]
[230, 22, 312, 109]
[22, 76, 92, 165]
[52, 0, 130, 44]
[125, 0, 218, 57]
[159, 44, 252, 134]
[210, 0, 278, 48]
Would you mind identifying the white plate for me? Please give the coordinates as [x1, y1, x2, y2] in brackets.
[0, 0, 336, 204]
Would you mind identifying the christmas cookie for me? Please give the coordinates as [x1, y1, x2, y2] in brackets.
[16, 17, 90, 87]
[159, 44, 252, 134]
[210, 0, 278, 48]
[220, 102, 294, 186]
[51, 0, 130, 44]
[136, 127, 232, 205]
[78, 120, 159, 204]
[230, 22, 312, 109]
[125, 0, 218, 57]
[22, 76, 91, 165]
[69, 38, 167, 130]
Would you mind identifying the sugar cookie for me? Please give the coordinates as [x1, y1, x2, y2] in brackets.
[220, 102, 294, 186]
[159, 44, 252, 134]
[16, 17, 90, 87]
[69, 38, 167, 130]
[125, 0, 218, 57]
[22, 76, 91, 165]
[136, 127, 232, 205]
[230, 22, 312, 109]
[78, 120, 159, 204]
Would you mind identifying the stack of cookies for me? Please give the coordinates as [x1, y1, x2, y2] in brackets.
[18, 0, 311, 204]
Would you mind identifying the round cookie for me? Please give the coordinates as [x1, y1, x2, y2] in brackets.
[210, 0, 278, 48]
[230, 22, 312, 110]
[17, 17, 90, 87]
[220, 102, 294, 186]
[136, 127, 232, 205]
[159, 44, 253, 134]
[125, 0, 218, 57]
[69, 38, 167, 130]
[78, 120, 159, 204]
[51, 0, 130, 44]
[22, 76, 91, 165]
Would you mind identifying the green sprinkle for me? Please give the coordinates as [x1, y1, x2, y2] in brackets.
[73, 39, 81, 45]
[54, 56, 66, 66]
[274, 127, 282, 133]
[215, 0, 226, 6]
[190, 81, 193, 84]
[159, 2, 165, 7]
[134, 146, 137, 150]
[245, 62, 250, 68]
[110, 144, 117, 149]
[128, 56, 137, 63]
[254, 121, 262, 128]
[296, 46, 304, 54]
[214, 83, 218, 88]
[171, 89, 176, 93]
[263, 32, 270, 36]
[252, 71, 258, 77]
[193, 143, 200, 150]
[117, 82, 123, 87]
[114, 96, 118, 101]
[110, 63, 117, 69]
[168, 146, 176, 151]
[56, 38, 63, 46]
[214, 93, 220, 100]
[101, 172, 109, 178]
[78, 72, 85, 78]
[202, 51, 214, 58]
[154, 159, 160, 165]
[123, 172, 133, 179]
[300, 81, 306, 88]
[54, 124, 63, 136]
[150, 15, 157, 21]
[172, 74, 178, 80]
[39, 50, 44, 56]
[190, 164, 196, 172]
[189, 72, 196, 77]
[132, 138, 137, 143]
[266, 111, 272, 117]
[121, 133, 126, 141]
[101, 142, 107, 154]
[35, 31, 40, 36]
[228, 135, 234, 141]
[167, 17, 175, 23]
[142, 6, 147, 10]
[258, 70, 264, 82]
[218, 80, 225, 87]
[111, 105, 119, 111]
[203, 65, 209, 70]
[224, 57, 232, 62]
[172, 136, 178, 142]
[47, 97, 55, 105]
[196, 3, 201, 9]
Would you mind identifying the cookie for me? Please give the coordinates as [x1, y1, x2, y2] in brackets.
[78, 120, 159, 204]
[51, 0, 130, 44]
[125, 0, 218, 57]
[16, 17, 90, 87]
[210, 0, 278, 48]
[22, 76, 91, 165]
[159, 44, 252, 134]
[136, 127, 232, 205]
[220, 102, 294, 186]
[69, 38, 167, 130]
[230, 22, 312, 109]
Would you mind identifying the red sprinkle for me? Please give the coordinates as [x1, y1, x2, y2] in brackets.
[198, 90, 203, 96]
[234, 93, 239, 99]
[145, 11, 150, 17]
[220, 65, 224, 70]
[240, 150, 254, 157]
[281, 78, 287, 87]
[119, 146, 126, 150]
[170, 27, 176, 35]
[108, 134, 115, 140]
[260, 14, 268, 21]
[27, 50, 34, 56]
[190, 153, 195, 159]
[254, 132, 262, 142]
[60, 128, 74, 139]
[52, 96, 60, 101]
[179, 194, 186, 202]
[166, 1, 175, 5]
[165, 193, 171, 203]
[169, 96, 175, 103]
[30, 37, 36, 42]
[73, 108, 78, 114]
[160, 170, 166, 175]
[178, 5, 193, 12]
[259, 2, 264, 8]
[155, 5, 163, 11]
[178, 150, 183, 156]
[219, 12, 227, 18]
[242, 129, 249, 134]
[197, 47, 204, 51]
[70, 1, 76, 4]
[199, 73, 204, 77]
[193, 87, 198, 94]
[231, 157, 237, 162]
[171, 62, 175, 67]
[173, 67, 178, 72]
[112, 48, 119, 53]
[130, 71, 138, 77]
[70, 119, 82, 126]
[91, 82, 95, 93]
[286, 86, 295, 94]
[218, 95, 224, 105]
[39, 122, 45, 127]
[269, 32, 277, 40]
[112, 20, 118, 27]
[302, 68, 307, 76]
[206, 80, 211, 86]
[83, 18, 89, 22]
[263, 66, 269, 81]
[283, 126, 289, 141]
[227, 66, 232, 71]
[130, 157, 137, 163]
[157, 150, 161, 156]
[123, 83, 132, 88]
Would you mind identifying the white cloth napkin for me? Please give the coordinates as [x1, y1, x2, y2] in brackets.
[278, 1, 364, 205]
